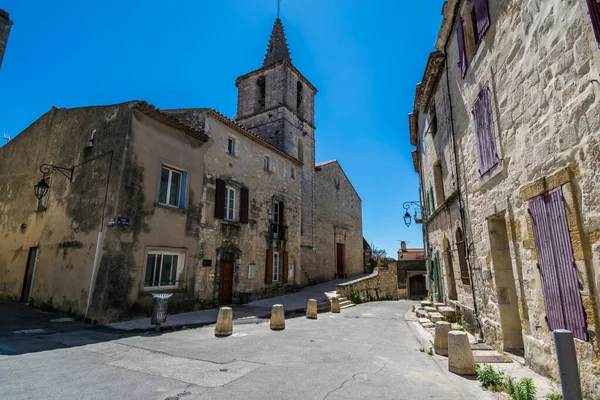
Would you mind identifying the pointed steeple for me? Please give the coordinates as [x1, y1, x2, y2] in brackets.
[263, 18, 292, 67]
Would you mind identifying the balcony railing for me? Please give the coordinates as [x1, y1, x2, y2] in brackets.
[271, 223, 288, 241]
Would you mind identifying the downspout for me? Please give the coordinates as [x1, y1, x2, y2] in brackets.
[443, 0, 483, 338]
[416, 133, 430, 295]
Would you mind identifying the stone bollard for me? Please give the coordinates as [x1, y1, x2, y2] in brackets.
[434, 321, 452, 356]
[214, 307, 233, 337]
[306, 299, 318, 319]
[331, 297, 341, 313]
[448, 331, 476, 375]
[270, 304, 286, 331]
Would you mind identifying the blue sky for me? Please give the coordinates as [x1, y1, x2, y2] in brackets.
[0, 0, 444, 257]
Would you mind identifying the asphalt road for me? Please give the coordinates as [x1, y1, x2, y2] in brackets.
[0, 301, 498, 399]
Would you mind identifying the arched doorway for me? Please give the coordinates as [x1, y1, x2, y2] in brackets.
[442, 237, 457, 300]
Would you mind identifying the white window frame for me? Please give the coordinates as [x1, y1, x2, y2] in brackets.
[143, 250, 185, 290]
[264, 156, 271, 171]
[225, 186, 236, 221]
[273, 251, 280, 283]
[159, 166, 183, 207]
[227, 137, 236, 155]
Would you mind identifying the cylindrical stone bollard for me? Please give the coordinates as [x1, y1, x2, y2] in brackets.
[306, 299, 318, 319]
[214, 307, 233, 337]
[434, 321, 452, 356]
[331, 297, 341, 313]
[447, 330, 476, 375]
[554, 329, 583, 400]
[270, 304, 286, 331]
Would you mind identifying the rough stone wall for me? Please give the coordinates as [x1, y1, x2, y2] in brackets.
[235, 64, 317, 255]
[314, 162, 363, 281]
[192, 112, 302, 304]
[336, 264, 399, 302]
[436, 0, 600, 396]
[0, 9, 12, 69]
[0, 104, 131, 317]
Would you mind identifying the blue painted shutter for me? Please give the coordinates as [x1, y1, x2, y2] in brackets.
[529, 188, 588, 341]
[179, 171, 187, 209]
[586, 0, 600, 44]
[457, 17, 468, 77]
[474, 0, 490, 40]
[473, 84, 497, 175]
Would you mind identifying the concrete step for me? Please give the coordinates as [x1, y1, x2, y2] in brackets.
[428, 312, 445, 323]
[340, 303, 356, 309]
[418, 318, 435, 328]
[438, 306, 457, 323]
[317, 302, 331, 313]
[416, 309, 428, 318]
[433, 302, 445, 311]
[420, 300, 433, 308]
[338, 297, 348, 302]
[339, 300, 352, 307]
[423, 306, 437, 313]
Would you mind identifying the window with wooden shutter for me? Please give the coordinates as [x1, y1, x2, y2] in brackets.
[586, 0, 600, 44]
[240, 187, 249, 224]
[456, 227, 470, 283]
[434, 162, 445, 206]
[282, 251, 289, 283]
[529, 188, 588, 341]
[457, 17, 468, 77]
[265, 249, 273, 285]
[474, 0, 490, 40]
[472, 84, 497, 176]
[214, 179, 226, 219]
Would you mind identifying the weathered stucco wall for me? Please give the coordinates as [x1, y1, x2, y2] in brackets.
[314, 161, 363, 281]
[0, 104, 130, 315]
[336, 264, 399, 302]
[90, 109, 208, 321]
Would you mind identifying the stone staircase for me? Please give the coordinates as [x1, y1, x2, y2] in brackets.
[337, 296, 356, 309]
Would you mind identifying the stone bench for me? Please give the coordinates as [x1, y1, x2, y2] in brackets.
[438, 306, 457, 323]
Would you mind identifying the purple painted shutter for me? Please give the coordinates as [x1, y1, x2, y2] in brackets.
[457, 17, 468, 77]
[529, 195, 566, 332]
[545, 188, 588, 341]
[586, 0, 600, 44]
[472, 84, 497, 175]
[474, 0, 490, 40]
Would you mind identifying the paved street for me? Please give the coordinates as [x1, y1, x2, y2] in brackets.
[0, 301, 499, 400]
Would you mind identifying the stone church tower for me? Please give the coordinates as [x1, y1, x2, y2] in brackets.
[235, 19, 319, 269]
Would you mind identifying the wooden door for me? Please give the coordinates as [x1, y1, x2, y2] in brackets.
[336, 243, 344, 279]
[218, 260, 234, 305]
[20, 247, 38, 302]
[409, 275, 426, 300]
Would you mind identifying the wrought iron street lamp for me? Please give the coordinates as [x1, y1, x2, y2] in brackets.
[403, 201, 423, 227]
[34, 164, 75, 200]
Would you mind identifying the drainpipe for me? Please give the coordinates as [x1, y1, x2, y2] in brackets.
[443, 0, 483, 338]
[416, 134, 431, 296]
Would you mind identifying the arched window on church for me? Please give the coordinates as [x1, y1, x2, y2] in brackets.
[297, 81, 303, 111]
[298, 138, 303, 161]
[257, 76, 266, 110]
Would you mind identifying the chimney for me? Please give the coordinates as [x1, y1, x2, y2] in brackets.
[0, 10, 13, 69]
[401, 241, 407, 252]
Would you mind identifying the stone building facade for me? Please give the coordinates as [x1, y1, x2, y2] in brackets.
[410, 0, 600, 396]
[0, 18, 363, 322]
[0, 9, 12, 69]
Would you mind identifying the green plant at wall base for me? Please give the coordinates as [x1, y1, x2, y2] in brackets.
[427, 346, 433, 356]
[476, 364, 506, 392]
[419, 347, 425, 352]
[545, 392, 563, 400]
[505, 377, 536, 400]
[349, 291, 363, 304]
[412, 306, 415, 312]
